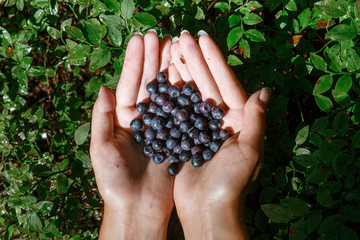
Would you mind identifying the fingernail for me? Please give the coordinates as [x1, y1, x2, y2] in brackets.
[197, 30, 208, 36]
[260, 87, 271, 103]
[180, 29, 189, 35]
[172, 37, 179, 43]
[99, 86, 104, 96]
[147, 29, 157, 34]
[133, 32, 143, 37]
[163, 33, 172, 39]
[169, 59, 174, 64]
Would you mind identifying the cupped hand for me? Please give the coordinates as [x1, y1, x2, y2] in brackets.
[90, 32, 174, 239]
[169, 32, 270, 239]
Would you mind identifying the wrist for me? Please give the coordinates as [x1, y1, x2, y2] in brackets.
[99, 203, 169, 240]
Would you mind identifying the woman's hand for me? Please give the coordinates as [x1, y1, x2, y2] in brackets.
[169, 31, 270, 239]
[90, 31, 174, 240]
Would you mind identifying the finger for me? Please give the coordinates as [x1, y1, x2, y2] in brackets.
[91, 86, 116, 145]
[179, 32, 223, 105]
[137, 30, 160, 103]
[199, 33, 248, 109]
[168, 63, 183, 86]
[116, 34, 144, 108]
[170, 39, 192, 81]
[159, 35, 173, 72]
[238, 88, 271, 156]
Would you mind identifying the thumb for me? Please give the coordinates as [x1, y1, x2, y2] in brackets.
[91, 86, 116, 145]
[238, 87, 271, 154]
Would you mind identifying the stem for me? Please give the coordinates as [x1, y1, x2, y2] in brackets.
[296, 97, 305, 122]
[27, 169, 67, 194]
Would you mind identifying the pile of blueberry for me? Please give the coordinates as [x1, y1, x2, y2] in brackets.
[130, 72, 231, 176]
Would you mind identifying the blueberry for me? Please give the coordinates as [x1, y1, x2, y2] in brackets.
[170, 127, 181, 138]
[181, 133, 188, 141]
[166, 138, 178, 149]
[179, 151, 191, 162]
[130, 118, 143, 131]
[177, 95, 190, 106]
[212, 130, 221, 140]
[203, 111, 212, 120]
[156, 128, 169, 140]
[191, 145, 203, 155]
[188, 128, 200, 139]
[144, 138, 153, 145]
[134, 131, 144, 143]
[162, 147, 171, 156]
[209, 119, 221, 131]
[151, 117, 165, 130]
[143, 113, 153, 126]
[219, 129, 231, 140]
[183, 82, 195, 96]
[153, 152, 165, 164]
[145, 128, 156, 140]
[174, 116, 181, 126]
[148, 102, 158, 113]
[199, 131, 211, 144]
[162, 101, 175, 113]
[189, 113, 197, 123]
[152, 140, 163, 151]
[193, 102, 201, 114]
[165, 119, 174, 129]
[143, 145, 154, 158]
[193, 136, 201, 145]
[155, 93, 168, 106]
[209, 141, 221, 153]
[136, 102, 148, 114]
[168, 163, 179, 176]
[181, 138, 193, 151]
[157, 72, 168, 83]
[191, 154, 203, 168]
[146, 81, 158, 94]
[168, 85, 181, 98]
[211, 106, 225, 120]
[202, 148, 214, 161]
[150, 93, 159, 102]
[194, 117, 206, 130]
[179, 121, 191, 133]
[168, 154, 180, 164]
[175, 109, 189, 122]
[156, 108, 169, 118]
[190, 92, 201, 103]
[200, 101, 212, 114]
[159, 82, 170, 93]
[173, 144, 184, 154]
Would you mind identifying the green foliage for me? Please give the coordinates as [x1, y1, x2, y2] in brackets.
[0, 0, 360, 239]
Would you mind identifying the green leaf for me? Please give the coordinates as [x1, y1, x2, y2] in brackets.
[245, 29, 265, 42]
[34, 9, 45, 23]
[84, 19, 107, 44]
[314, 95, 333, 112]
[121, 0, 135, 20]
[105, 0, 120, 12]
[74, 122, 90, 145]
[133, 12, 157, 26]
[20, 57, 33, 69]
[295, 125, 309, 145]
[56, 173, 69, 195]
[298, 8, 312, 27]
[283, 198, 309, 217]
[107, 25, 123, 47]
[310, 53, 327, 71]
[316, 186, 333, 207]
[65, 26, 84, 40]
[341, 205, 360, 222]
[60, 18, 73, 31]
[285, 0, 297, 11]
[238, 39, 250, 58]
[314, 0, 347, 18]
[243, 13, 263, 25]
[227, 54, 243, 66]
[352, 131, 360, 149]
[228, 14, 240, 27]
[89, 48, 111, 71]
[340, 226, 359, 240]
[0, 27, 12, 45]
[306, 212, 322, 234]
[29, 213, 43, 232]
[332, 111, 348, 136]
[227, 27, 243, 49]
[313, 75, 333, 95]
[325, 24, 357, 42]
[345, 48, 360, 71]
[214, 2, 229, 10]
[293, 154, 317, 167]
[16, 0, 24, 10]
[36, 201, 53, 215]
[47, 26, 61, 40]
[261, 204, 292, 223]
[307, 167, 331, 183]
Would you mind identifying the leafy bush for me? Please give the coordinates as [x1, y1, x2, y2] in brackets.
[1, 0, 360, 239]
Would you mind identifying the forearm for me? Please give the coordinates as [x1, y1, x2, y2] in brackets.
[99, 204, 169, 240]
[179, 201, 249, 240]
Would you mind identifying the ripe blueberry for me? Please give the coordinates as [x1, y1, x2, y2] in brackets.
[168, 163, 179, 176]
[143, 145, 154, 158]
[168, 85, 181, 98]
[133, 131, 144, 143]
[183, 82, 195, 96]
[146, 81, 158, 94]
[190, 92, 201, 103]
[175, 109, 189, 122]
[200, 101, 212, 114]
[191, 154, 203, 168]
[130, 118, 143, 131]
[211, 106, 225, 120]
[157, 72, 168, 83]
[145, 128, 156, 140]
[219, 129, 231, 140]
[202, 148, 214, 161]
[151, 117, 165, 130]
[153, 152, 165, 164]
[179, 151, 191, 162]
[136, 102, 148, 114]
[152, 140, 163, 151]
